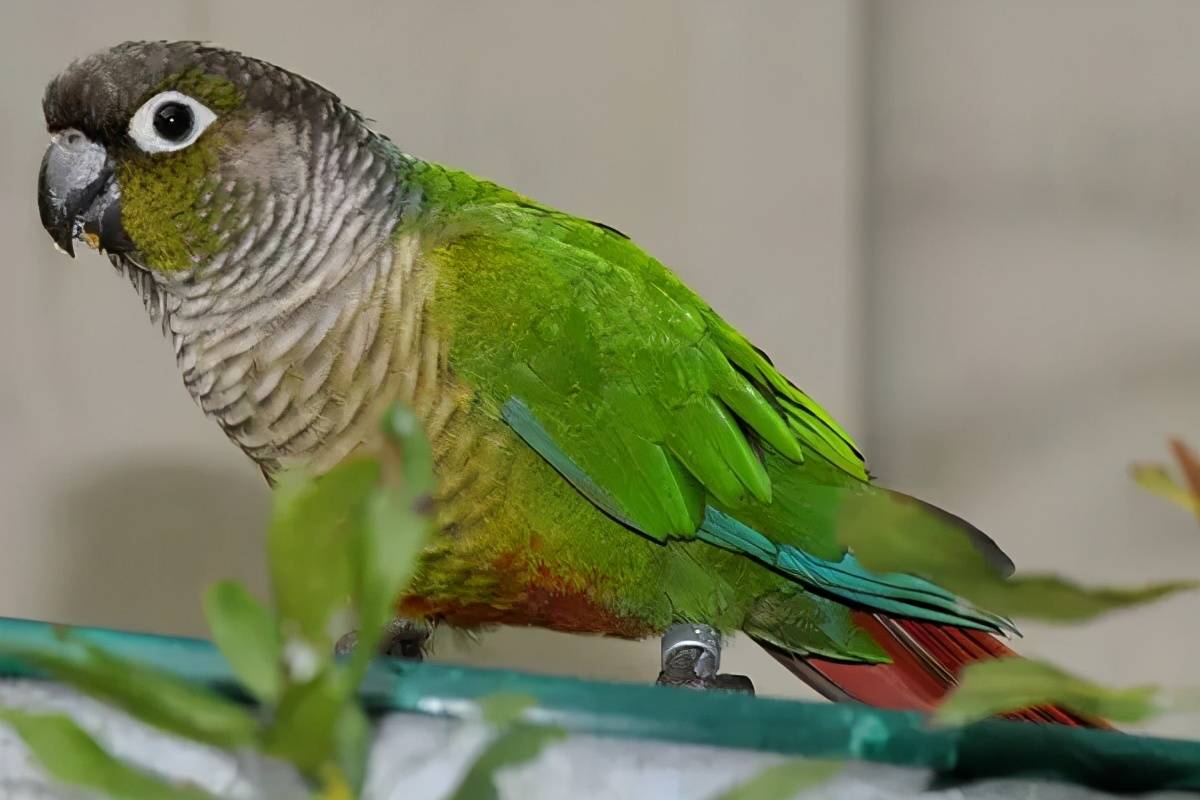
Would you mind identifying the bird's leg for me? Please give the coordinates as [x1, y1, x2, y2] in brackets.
[334, 617, 430, 661]
[656, 623, 754, 694]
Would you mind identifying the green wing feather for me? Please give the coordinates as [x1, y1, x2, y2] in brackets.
[427, 197, 861, 537]
[502, 396, 1011, 634]
[421, 166, 1005, 633]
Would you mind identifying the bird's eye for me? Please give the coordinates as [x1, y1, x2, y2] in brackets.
[128, 91, 216, 154]
[153, 102, 193, 141]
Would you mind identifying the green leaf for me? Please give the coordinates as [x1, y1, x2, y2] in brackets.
[714, 759, 843, 800]
[333, 703, 371, 794]
[1, 644, 259, 749]
[346, 405, 436, 685]
[838, 494, 1198, 622]
[261, 408, 438, 786]
[268, 459, 378, 653]
[204, 580, 282, 703]
[477, 693, 536, 727]
[448, 724, 567, 800]
[382, 404, 438, 501]
[1133, 439, 1200, 521]
[316, 764, 355, 800]
[934, 657, 1162, 726]
[1132, 463, 1199, 513]
[346, 488, 432, 685]
[961, 575, 1197, 622]
[263, 668, 347, 775]
[0, 707, 218, 800]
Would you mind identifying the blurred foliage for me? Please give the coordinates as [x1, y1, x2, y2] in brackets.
[8, 639, 259, 749]
[713, 759, 842, 800]
[476, 692, 538, 727]
[934, 658, 1163, 727]
[1134, 438, 1200, 520]
[443, 692, 570, 800]
[0, 405, 444, 799]
[447, 724, 567, 800]
[930, 438, 1200, 727]
[0, 707, 218, 800]
[838, 491, 1197, 623]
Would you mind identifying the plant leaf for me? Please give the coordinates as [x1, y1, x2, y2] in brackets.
[382, 404, 438, 502]
[839, 494, 1198, 622]
[0, 707, 218, 800]
[934, 658, 1162, 726]
[448, 724, 567, 800]
[262, 668, 346, 776]
[317, 763, 355, 800]
[714, 759, 843, 800]
[962, 575, 1197, 622]
[1132, 463, 1199, 513]
[333, 703, 371, 794]
[477, 693, 537, 727]
[204, 580, 282, 703]
[268, 460, 377, 654]
[0, 644, 259, 749]
[346, 405, 436, 685]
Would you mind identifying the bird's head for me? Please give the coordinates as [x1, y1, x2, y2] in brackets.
[38, 41, 400, 286]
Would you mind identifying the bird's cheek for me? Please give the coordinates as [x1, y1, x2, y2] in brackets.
[115, 151, 224, 273]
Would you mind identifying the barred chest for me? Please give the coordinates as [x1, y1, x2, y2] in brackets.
[156, 232, 459, 476]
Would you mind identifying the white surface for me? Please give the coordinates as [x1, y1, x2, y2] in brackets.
[0, 680, 304, 799]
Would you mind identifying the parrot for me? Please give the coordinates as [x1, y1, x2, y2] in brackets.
[37, 41, 1095, 725]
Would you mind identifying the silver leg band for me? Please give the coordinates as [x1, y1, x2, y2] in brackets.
[661, 622, 721, 677]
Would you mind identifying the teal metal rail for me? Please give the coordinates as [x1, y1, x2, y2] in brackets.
[1, 615, 1198, 794]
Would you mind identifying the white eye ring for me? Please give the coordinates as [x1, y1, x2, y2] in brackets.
[127, 91, 217, 154]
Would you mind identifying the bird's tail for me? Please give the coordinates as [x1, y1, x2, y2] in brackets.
[756, 611, 1108, 727]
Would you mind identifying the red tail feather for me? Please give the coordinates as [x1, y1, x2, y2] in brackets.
[761, 612, 1108, 728]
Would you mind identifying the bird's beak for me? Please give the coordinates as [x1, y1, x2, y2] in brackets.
[37, 129, 132, 258]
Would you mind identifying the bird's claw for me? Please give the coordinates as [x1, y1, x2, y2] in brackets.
[334, 617, 430, 661]
[655, 669, 755, 694]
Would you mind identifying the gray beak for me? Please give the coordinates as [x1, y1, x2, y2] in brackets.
[37, 129, 131, 257]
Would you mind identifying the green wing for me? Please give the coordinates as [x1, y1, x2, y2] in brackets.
[423, 176, 1009, 633]
[428, 199, 863, 542]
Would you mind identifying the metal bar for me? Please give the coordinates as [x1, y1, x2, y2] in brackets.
[2, 615, 1198, 793]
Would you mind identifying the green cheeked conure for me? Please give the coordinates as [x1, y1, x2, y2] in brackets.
[37, 41, 1094, 724]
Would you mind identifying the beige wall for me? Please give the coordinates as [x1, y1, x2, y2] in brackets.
[0, 1, 1196, 736]
[865, 1, 1200, 738]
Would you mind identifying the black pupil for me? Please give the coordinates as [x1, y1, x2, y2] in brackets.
[153, 102, 194, 141]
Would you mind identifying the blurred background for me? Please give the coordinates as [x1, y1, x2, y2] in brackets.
[2, 1, 1198, 736]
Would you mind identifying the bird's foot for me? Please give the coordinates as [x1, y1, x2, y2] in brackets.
[655, 622, 754, 695]
[334, 617, 430, 661]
